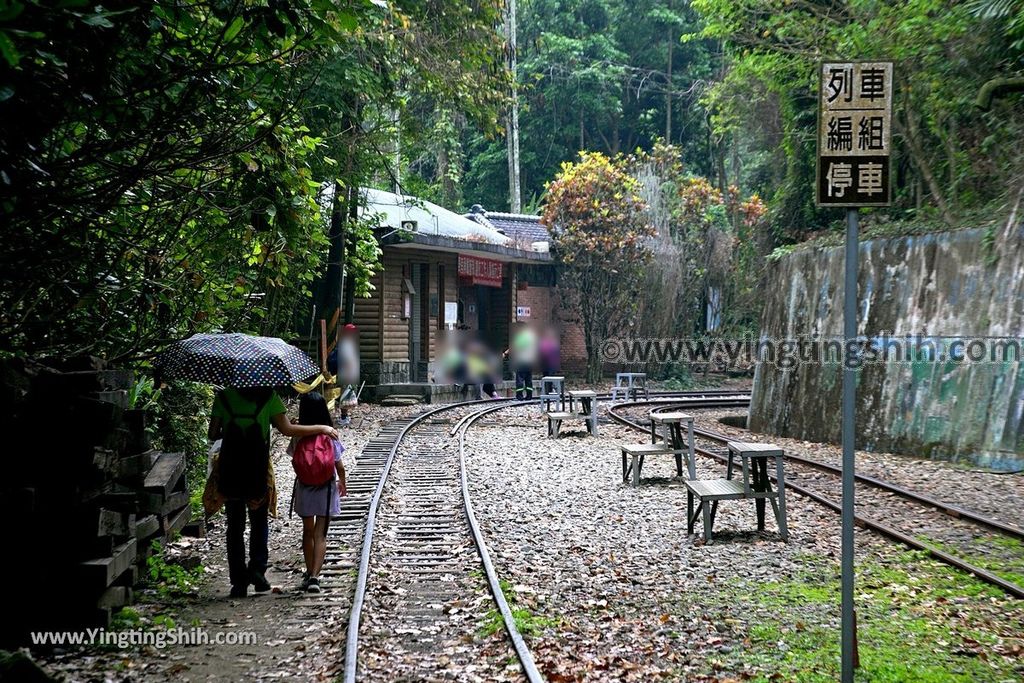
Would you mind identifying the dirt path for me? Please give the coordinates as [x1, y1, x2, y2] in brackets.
[41, 405, 413, 682]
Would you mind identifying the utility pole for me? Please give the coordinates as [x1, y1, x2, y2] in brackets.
[841, 207, 858, 683]
[391, 106, 401, 194]
[505, 0, 521, 213]
[665, 20, 673, 142]
[817, 61, 893, 683]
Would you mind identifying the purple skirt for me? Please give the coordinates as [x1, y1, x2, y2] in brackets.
[293, 476, 341, 518]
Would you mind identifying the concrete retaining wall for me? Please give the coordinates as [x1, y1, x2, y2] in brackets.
[749, 222, 1024, 470]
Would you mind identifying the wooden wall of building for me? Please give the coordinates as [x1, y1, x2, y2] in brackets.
[378, 248, 458, 363]
[380, 250, 407, 362]
[353, 268, 382, 362]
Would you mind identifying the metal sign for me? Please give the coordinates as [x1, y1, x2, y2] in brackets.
[817, 61, 893, 207]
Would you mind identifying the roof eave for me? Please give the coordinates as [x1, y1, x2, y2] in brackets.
[378, 231, 552, 264]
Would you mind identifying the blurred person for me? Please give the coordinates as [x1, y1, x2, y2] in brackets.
[539, 324, 561, 377]
[504, 321, 537, 400]
[466, 338, 500, 399]
[438, 328, 469, 394]
[328, 324, 360, 426]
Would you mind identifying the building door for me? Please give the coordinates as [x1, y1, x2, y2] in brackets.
[409, 263, 430, 382]
[476, 285, 491, 345]
[409, 263, 422, 381]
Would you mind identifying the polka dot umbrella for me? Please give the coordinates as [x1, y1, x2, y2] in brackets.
[156, 333, 320, 388]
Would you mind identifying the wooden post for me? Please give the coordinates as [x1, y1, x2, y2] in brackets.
[319, 319, 329, 377]
[332, 319, 343, 415]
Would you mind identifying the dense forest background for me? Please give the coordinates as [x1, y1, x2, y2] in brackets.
[1, 1, 1022, 362]
[405, 0, 1024, 246]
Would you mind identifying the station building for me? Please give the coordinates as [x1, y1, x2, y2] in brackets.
[347, 190, 586, 400]
[463, 205, 587, 376]
[342, 190, 541, 398]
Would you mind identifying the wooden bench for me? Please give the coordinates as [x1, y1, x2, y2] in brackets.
[650, 411, 695, 475]
[621, 410, 694, 485]
[574, 390, 598, 436]
[611, 372, 649, 401]
[685, 441, 789, 543]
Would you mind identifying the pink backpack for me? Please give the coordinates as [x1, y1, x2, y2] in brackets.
[292, 434, 335, 486]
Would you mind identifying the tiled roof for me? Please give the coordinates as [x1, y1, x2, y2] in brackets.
[464, 208, 549, 244]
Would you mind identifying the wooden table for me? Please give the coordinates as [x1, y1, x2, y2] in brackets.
[721, 441, 788, 540]
[539, 375, 565, 412]
[650, 411, 695, 479]
[621, 410, 693, 485]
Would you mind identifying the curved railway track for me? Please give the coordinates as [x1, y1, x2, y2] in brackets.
[608, 399, 1024, 599]
[329, 387, 1018, 682]
[335, 390, 751, 681]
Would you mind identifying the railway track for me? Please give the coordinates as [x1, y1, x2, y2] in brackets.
[332, 386, 1021, 681]
[333, 390, 752, 681]
[339, 399, 543, 683]
[608, 399, 1024, 599]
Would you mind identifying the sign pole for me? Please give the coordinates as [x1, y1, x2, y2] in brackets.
[841, 207, 859, 683]
[818, 60, 890, 680]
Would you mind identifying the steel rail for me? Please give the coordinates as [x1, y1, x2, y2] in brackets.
[342, 398, 513, 683]
[342, 389, 765, 681]
[458, 401, 545, 683]
[686, 421, 1024, 542]
[622, 400, 1024, 541]
[608, 401, 1024, 599]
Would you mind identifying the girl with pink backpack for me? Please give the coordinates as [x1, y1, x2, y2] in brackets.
[289, 392, 347, 593]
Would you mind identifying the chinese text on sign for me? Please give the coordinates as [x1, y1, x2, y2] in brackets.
[817, 62, 893, 207]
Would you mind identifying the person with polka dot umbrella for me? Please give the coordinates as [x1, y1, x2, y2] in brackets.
[157, 333, 336, 597]
[156, 332, 320, 388]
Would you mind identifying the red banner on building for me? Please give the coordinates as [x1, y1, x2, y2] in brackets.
[457, 254, 503, 288]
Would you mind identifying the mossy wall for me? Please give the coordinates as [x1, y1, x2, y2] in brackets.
[749, 222, 1024, 470]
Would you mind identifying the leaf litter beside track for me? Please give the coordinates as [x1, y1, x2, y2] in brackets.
[464, 405, 1024, 682]
[681, 408, 1024, 597]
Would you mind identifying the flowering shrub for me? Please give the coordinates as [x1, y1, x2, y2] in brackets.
[678, 177, 766, 231]
[542, 152, 655, 381]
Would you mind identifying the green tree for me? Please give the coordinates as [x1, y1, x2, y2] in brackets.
[0, 0, 509, 360]
[0, 2, 372, 358]
[631, 143, 767, 347]
[455, 0, 719, 213]
[692, 0, 1024, 236]
[301, 0, 508, 326]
